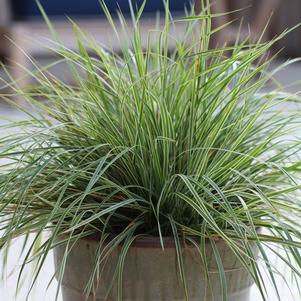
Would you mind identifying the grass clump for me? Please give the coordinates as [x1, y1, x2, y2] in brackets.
[1, 1, 301, 300]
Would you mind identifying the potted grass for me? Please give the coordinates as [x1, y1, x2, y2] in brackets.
[1, 1, 301, 300]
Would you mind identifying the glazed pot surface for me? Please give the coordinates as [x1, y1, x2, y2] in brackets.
[54, 237, 255, 301]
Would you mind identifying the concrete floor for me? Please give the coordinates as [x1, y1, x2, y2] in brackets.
[0, 58, 300, 301]
[269, 59, 301, 93]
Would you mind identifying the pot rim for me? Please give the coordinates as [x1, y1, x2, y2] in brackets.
[75, 234, 220, 248]
[57, 229, 260, 249]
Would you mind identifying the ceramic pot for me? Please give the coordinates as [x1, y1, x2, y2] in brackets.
[54, 237, 255, 301]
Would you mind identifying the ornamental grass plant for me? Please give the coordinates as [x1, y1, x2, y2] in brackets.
[1, 1, 301, 300]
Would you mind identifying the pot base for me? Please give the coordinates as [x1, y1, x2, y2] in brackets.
[61, 285, 251, 301]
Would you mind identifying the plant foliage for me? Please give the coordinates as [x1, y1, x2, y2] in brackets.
[1, 0, 301, 300]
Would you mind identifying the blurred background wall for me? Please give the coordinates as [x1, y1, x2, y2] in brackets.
[10, 0, 191, 19]
[228, 0, 301, 57]
[1, 0, 301, 57]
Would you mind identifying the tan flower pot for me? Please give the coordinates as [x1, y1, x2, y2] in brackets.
[54, 237, 255, 301]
